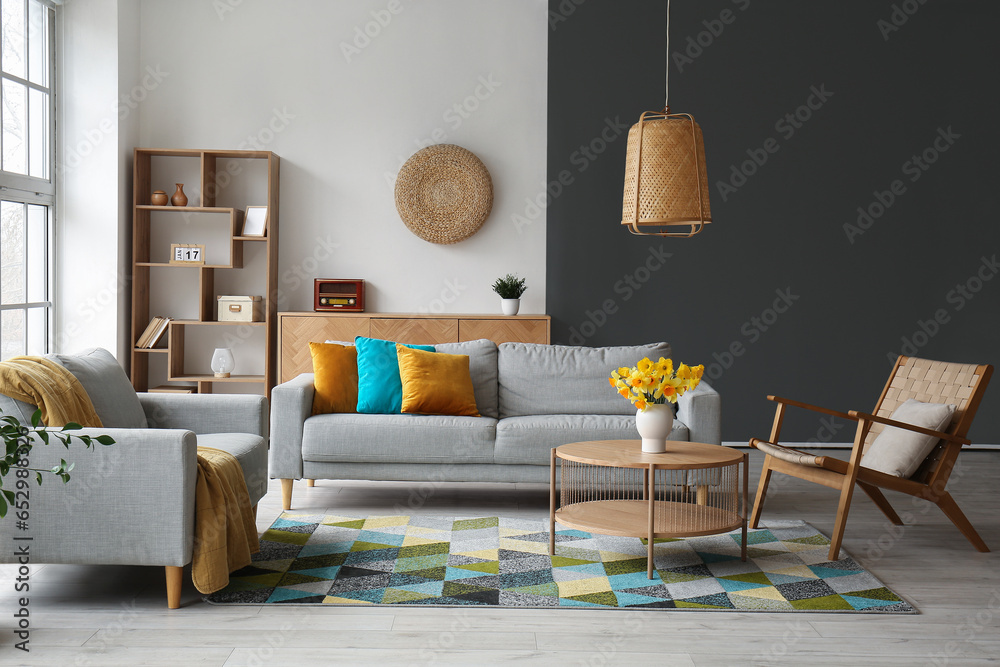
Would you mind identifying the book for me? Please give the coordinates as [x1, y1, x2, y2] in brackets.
[147, 317, 172, 348]
[136, 317, 163, 349]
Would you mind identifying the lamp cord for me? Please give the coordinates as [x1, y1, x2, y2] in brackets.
[665, 0, 670, 112]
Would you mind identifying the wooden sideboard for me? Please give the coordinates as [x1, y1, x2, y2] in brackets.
[278, 312, 551, 382]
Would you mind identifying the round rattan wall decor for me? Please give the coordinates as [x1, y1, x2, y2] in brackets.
[394, 144, 493, 245]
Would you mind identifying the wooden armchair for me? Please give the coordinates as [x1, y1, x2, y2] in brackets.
[749, 356, 993, 561]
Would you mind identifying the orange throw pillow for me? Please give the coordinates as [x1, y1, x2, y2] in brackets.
[396, 344, 479, 417]
[309, 342, 358, 415]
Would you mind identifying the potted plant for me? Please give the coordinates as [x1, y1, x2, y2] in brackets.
[491, 273, 527, 316]
[0, 409, 115, 518]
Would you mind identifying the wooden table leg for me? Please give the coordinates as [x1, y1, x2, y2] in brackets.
[647, 463, 655, 579]
[549, 447, 556, 556]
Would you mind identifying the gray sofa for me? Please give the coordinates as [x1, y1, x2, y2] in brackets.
[270, 341, 721, 510]
[0, 348, 268, 608]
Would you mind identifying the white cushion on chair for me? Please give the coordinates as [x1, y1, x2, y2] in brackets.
[861, 399, 956, 478]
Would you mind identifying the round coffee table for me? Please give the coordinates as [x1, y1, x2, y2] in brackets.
[549, 440, 748, 578]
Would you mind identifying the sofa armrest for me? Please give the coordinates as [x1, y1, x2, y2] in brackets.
[677, 381, 721, 445]
[0, 428, 198, 567]
[269, 373, 315, 480]
[139, 393, 269, 439]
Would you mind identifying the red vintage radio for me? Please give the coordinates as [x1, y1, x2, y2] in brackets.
[314, 279, 365, 312]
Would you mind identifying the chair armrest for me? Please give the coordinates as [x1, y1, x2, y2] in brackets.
[849, 410, 970, 445]
[677, 381, 721, 445]
[269, 373, 315, 479]
[0, 428, 198, 567]
[768, 395, 857, 422]
[139, 393, 269, 439]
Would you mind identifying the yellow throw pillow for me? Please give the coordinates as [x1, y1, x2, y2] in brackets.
[309, 342, 358, 415]
[396, 344, 480, 417]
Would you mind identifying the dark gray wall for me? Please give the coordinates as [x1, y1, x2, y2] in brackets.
[547, 0, 1000, 443]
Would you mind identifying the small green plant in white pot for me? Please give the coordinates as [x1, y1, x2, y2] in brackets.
[491, 274, 526, 316]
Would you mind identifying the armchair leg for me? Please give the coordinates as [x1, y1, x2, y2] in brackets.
[165, 566, 183, 609]
[281, 479, 294, 511]
[828, 479, 858, 561]
[307, 479, 315, 487]
[858, 482, 903, 525]
[935, 491, 989, 552]
[750, 457, 773, 529]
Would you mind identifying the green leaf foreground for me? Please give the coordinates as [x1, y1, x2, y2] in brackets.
[0, 409, 116, 518]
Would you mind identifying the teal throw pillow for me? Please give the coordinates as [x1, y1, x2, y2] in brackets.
[355, 336, 435, 414]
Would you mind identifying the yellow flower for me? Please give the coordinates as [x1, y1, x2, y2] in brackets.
[636, 357, 653, 374]
[676, 363, 691, 380]
[619, 387, 630, 398]
[635, 399, 647, 411]
[617, 367, 630, 377]
[692, 365, 704, 380]
[655, 357, 672, 375]
[608, 376, 616, 387]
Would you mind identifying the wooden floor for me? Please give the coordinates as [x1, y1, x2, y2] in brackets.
[2, 449, 999, 666]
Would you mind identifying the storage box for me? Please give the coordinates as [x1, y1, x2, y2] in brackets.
[218, 295, 264, 322]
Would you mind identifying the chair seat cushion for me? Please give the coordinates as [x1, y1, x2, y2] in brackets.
[301, 413, 497, 464]
[861, 399, 956, 478]
[198, 433, 268, 505]
[494, 414, 690, 465]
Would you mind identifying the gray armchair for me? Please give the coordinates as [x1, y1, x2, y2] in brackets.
[0, 349, 268, 608]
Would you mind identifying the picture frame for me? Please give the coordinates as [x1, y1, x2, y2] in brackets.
[242, 206, 268, 237]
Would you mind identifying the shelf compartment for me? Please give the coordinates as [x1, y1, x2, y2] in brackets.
[136, 207, 244, 267]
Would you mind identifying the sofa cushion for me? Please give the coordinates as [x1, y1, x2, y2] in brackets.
[498, 342, 672, 418]
[198, 432, 268, 506]
[301, 413, 497, 464]
[355, 337, 435, 414]
[0, 393, 39, 424]
[309, 342, 358, 414]
[433, 339, 498, 418]
[494, 414, 690, 465]
[397, 345, 479, 417]
[49, 348, 147, 428]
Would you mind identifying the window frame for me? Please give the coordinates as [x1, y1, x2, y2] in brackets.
[0, 0, 56, 355]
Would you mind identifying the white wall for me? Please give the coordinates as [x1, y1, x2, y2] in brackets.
[56, 0, 129, 357]
[135, 0, 548, 316]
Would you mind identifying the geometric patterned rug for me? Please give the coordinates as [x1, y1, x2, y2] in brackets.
[206, 514, 915, 613]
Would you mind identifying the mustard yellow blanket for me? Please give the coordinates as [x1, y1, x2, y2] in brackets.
[192, 447, 260, 594]
[0, 356, 102, 427]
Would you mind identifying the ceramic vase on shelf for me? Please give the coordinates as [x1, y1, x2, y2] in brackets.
[211, 348, 235, 378]
[151, 190, 168, 206]
[171, 183, 188, 207]
[635, 403, 673, 453]
[501, 298, 520, 316]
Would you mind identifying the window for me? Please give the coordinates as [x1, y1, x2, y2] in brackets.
[0, 0, 54, 357]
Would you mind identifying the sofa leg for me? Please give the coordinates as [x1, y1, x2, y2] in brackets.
[281, 479, 294, 511]
[166, 566, 183, 609]
[307, 479, 315, 487]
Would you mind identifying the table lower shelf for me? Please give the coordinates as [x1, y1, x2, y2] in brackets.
[555, 500, 743, 539]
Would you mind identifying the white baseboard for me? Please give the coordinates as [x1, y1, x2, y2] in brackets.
[723, 441, 1000, 451]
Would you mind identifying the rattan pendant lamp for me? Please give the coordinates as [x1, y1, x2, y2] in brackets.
[622, 0, 711, 238]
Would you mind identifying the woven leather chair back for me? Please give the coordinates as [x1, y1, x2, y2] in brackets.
[866, 357, 991, 481]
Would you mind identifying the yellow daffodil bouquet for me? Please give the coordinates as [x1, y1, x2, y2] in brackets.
[609, 357, 704, 411]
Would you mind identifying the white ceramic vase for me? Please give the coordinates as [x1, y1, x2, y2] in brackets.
[635, 403, 673, 453]
[501, 298, 520, 316]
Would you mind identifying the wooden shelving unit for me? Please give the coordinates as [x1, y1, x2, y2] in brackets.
[130, 148, 279, 397]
